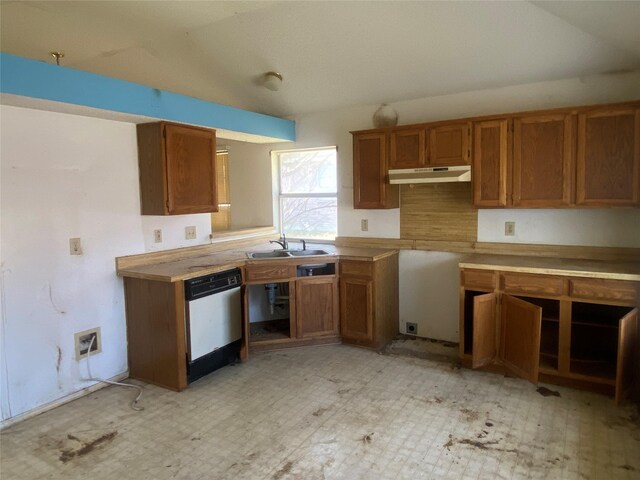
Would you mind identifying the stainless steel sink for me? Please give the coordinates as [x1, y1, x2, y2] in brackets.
[247, 249, 330, 259]
[288, 249, 329, 257]
[247, 250, 292, 259]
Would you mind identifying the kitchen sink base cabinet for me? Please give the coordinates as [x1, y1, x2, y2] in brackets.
[459, 267, 639, 403]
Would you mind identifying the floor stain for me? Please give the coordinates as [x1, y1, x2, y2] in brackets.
[445, 434, 521, 454]
[619, 464, 636, 471]
[361, 432, 374, 444]
[59, 431, 118, 463]
[460, 408, 479, 422]
[337, 389, 351, 395]
[458, 438, 500, 450]
[312, 407, 329, 417]
[536, 386, 560, 397]
[272, 461, 294, 479]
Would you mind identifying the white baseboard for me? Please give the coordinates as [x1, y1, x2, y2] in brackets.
[0, 371, 130, 430]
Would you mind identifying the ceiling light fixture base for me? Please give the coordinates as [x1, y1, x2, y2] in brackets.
[263, 71, 283, 91]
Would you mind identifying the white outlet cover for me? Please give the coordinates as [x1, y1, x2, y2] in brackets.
[69, 237, 83, 255]
[154, 229, 163, 243]
[185, 226, 197, 240]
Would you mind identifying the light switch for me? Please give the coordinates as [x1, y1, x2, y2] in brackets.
[69, 238, 82, 255]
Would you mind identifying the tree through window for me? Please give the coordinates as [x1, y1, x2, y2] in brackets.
[277, 147, 337, 241]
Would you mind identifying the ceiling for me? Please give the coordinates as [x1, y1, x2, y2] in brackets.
[1, 1, 639, 118]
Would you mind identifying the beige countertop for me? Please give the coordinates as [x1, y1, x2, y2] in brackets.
[116, 244, 397, 282]
[459, 254, 640, 281]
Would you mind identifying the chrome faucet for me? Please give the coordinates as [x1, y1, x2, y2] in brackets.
[270, 233, 288, 250]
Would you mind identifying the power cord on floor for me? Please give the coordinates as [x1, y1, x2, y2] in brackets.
[85, 336, 144, 411]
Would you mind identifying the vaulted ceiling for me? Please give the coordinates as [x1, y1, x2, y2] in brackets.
[2, 1, 639, 118]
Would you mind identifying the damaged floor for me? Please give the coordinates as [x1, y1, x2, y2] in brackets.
[1, 341, 639, 479]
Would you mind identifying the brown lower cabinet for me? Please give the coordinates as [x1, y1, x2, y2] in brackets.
[340, 254, 399, 349]
[460, 269, 639, 403]
[122, 253, 400, 391]
[295, 276, 339, 338]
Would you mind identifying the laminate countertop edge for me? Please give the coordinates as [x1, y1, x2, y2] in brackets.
[459, 255, 640, 282]
[116, 248, 398, 282]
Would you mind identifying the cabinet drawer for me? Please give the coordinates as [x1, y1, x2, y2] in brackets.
[570, 278, 637, 304]
[461, 269, 495, 290]
[502, 273, 565, 297]
[340, 261, 373, 278]
[245, 264, 296, 282]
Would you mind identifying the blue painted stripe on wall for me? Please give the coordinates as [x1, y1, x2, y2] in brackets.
[0, 53, 295, 141]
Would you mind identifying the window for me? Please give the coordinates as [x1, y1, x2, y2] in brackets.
[277, 147, 337, 241]
[211, 151, 231, 231]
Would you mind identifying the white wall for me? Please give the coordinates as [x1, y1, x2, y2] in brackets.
[0, 105, 217, 422]
[290, 71, 640, 340]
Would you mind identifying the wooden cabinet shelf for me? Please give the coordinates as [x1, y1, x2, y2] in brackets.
[460, 267, 639, 403]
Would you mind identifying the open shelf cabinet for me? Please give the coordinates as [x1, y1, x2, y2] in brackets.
[460, 268, 639, 404]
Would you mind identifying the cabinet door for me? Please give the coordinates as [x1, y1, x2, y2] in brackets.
[500, 294, 542, 383]
[473, 119, 509, 207]
[429, 122, 471, 166]
[472, 292, 497, 368]
[615, 308, 638, 404]
[390, 128, 426, 169]
[576, 107, 640, 206]
[353, 132, 399, 209]
[296, 276, 339, 338]
[165, 123, 218, 214]
[513, 113, 574, 207]
[340, 276, 374, 343]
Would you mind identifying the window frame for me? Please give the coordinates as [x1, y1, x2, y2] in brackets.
[275, 146, 338, 243]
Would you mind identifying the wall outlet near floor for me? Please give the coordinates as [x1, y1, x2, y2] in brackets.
[185, 226, 197, 240]
[154, 229, 163, 243]
[361, 219, 369, 232]
[74, 327, 101, 360]
[504, 221, 516, 236]
[69, 237, 83, 255]
[406, 322, 418, 335]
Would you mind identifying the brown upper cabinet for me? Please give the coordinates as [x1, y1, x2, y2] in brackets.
[353, 100, 639, 209]
[472, 102, 639, 208]
[352, 132, 399, 209]
[472, 119, 509, 207]
[388, 122, 471, 170]
[512, 113, 574, 207]
[137, 122, 218, 215]
[576, 106, 640, 206]
[389, 128, 426, 169]
[429, 122, 471, 166]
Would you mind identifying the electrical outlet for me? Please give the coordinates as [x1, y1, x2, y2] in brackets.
[361, 219, 368, 232]
[74, 327, 101, 360]
[185, 226, 197, 240]
[69, 237, 83, 255]
[504, 221, 516, 236]
[406, 322, 418, 335]
[154, 229, 163, 243]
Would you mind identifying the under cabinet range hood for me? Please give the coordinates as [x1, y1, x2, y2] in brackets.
[388, 165, 471, 184]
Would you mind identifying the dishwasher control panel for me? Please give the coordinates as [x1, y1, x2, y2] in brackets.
[184, 268, 242, 301]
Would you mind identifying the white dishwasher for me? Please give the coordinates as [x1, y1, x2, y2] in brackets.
[184, 268, 242, 383]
